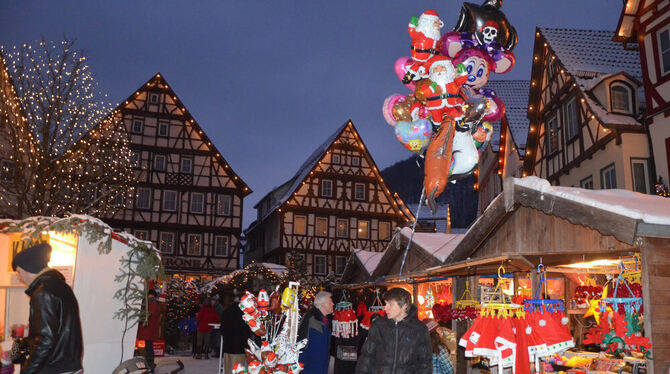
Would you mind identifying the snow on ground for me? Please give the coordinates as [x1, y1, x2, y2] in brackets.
[154, 355, 336, 374]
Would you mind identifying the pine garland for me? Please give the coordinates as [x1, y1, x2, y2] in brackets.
[0, 214, 165, 327]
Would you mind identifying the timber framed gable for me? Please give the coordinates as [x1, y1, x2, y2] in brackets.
[523, 28, 645, 187]
[103, 73, 251, 276]
[245, 120, 413, 280]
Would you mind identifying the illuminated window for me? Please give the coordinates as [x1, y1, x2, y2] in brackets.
[336, 219, 348, 238]
[358, 220, 369, 239]
[214, 235, 229, 257]
[217, 194, 231, 216]
[316, 217, 328, 236]
[159, 232, 175, 254]
[187, 234, 202, 255]
[294, 215, 306, 235]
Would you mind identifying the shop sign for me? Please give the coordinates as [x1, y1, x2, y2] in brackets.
[164, 257, 202, 270]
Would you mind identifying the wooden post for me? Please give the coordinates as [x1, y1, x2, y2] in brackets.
[640, 238, 670, 374]
[452, 276, 468, 374]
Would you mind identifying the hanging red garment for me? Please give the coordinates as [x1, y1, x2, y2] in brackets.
[494, 316, 516, 369]
[511, 317, 531, 374]
[459, 315, 486, 357]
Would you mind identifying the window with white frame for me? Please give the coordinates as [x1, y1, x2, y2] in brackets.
[321, 179, 333, 197]
[659, 26, 670, 75]
[336, 219, 348, 238]
[546, 115, 559, 154]
[162, 190, 178, 211]
[315, 217, 328, 236]
[631, 158, 651, 194]
[187, 234, 201, 255]
[351, 156, 360, 166]
[358, 220, 369, 239]
[379, 221, 391, 240]
[190, 192, 204, 213]
[180, 157, 193, 174]
[134, 230, 148, 241]
[564, 97, 579, 140]
[159, 232, 175, 254]
[610, 83, 633, 114]
[131, 119, 143, 134]
[294, 215, 306, 235]
[335, 256, 347, 276]
[136, 188, 152, 209]
[214, 235, 229, 257]
[314, 255, 327, 275]
[354, 183, 366, 201]
[217, 194, 231, 216]
[332, 154, 340, 164]
[154, 154, 166, 171]
[580, 176, 594, 190]
[600, 163, 617, 189]
[158, 121, 169, 137]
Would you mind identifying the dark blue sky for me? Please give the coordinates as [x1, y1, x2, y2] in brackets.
[0, 1, 623, 228]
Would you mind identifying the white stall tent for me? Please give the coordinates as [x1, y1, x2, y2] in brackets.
[0, 216, 159, 373]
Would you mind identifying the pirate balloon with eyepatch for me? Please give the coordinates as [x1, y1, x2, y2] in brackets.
[453, 0, 517, 50]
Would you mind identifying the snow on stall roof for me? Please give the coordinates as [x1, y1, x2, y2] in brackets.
[201, 262, 288, 292]
[514, 177, 670, 225]
[539, 28, 642, 80]
[483, 80, 530, 154]
[399, 227, 464, 262]
[354, 248, 384, 275]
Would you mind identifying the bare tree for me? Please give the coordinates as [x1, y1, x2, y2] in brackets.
[0, 38, 135, 218]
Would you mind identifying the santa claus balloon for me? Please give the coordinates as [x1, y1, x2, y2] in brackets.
[403, 9, 444, 84]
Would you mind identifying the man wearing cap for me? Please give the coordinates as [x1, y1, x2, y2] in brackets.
[12, 242, 83, 374]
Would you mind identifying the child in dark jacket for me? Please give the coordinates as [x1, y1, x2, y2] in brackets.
[195, 298, 220, 359]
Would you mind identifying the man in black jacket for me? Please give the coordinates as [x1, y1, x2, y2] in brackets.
[221, 298, 252, 373]
[12, 243, 83, 374]
[355, 288, 432, 374]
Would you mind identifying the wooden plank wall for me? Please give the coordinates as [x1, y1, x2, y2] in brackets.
[641, 237, 670, 374]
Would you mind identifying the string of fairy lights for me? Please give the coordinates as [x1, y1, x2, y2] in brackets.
[0, 39, 135, 218]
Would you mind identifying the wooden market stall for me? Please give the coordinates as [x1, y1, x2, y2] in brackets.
[394, 177, 670, 374]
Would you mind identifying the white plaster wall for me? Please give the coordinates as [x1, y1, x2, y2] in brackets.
[649, 114, 670, 185]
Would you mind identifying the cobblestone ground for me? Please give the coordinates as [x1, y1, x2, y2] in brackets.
[155, 354, 220, 374]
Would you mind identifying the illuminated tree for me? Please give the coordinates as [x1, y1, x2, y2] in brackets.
[0, 38, 134, 218]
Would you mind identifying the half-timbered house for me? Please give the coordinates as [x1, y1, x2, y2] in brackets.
[615, 0, 670, 191]
[523, 28, 653, 193]
[244, 120, 413, 280]
[102, 73, 251, 278]
[477, 80, 530, 214]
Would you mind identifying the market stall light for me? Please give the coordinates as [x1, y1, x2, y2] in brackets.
[47, 231, 78, 268]
[559, 259, 621, 269]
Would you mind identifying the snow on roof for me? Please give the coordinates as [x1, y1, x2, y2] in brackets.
[354, 248, 384, 275]
[399, 227, 464, 262]
[539, 28, 642, 80]
[201, 262, 288, 292]
[514, 176, 670, 225]
[484, 80, 531, 154]
[253, 121, 349, 224]
[574, 75, 642, 127]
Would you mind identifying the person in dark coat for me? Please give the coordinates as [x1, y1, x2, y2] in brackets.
[297, 291, 334, 374]
[221, 298, 252, 373]
[137, 290, 160, 370]
[12, 243, 84, 374]
[355, 288, 432, 374]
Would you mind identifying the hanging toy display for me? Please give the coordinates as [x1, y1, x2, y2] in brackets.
[332, 291, 358, 339]
[235, 282, 307, 373]
[451, 279, 480, 321]
[584, 263, 651, 358]
[361, 289, 386, 330]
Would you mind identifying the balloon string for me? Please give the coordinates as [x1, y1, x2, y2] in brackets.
[400, 187, 425, 276]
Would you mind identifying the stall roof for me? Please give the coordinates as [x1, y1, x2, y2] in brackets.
[353, 248, 384, 275]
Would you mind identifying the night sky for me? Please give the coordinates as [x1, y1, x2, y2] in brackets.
[0, 1, 623, 228]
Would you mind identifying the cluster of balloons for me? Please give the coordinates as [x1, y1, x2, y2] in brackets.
[382, 0, 517, 212]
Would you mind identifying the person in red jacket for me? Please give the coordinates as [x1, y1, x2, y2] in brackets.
[195, 298, 220, 359]
[137, 290, 161, 371]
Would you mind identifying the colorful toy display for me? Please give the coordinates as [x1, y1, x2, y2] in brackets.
[383, 0, 516, 213]
[235, 282, 307, 373]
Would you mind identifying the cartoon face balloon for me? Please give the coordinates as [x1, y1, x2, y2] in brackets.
[462, 56, 490, 89]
